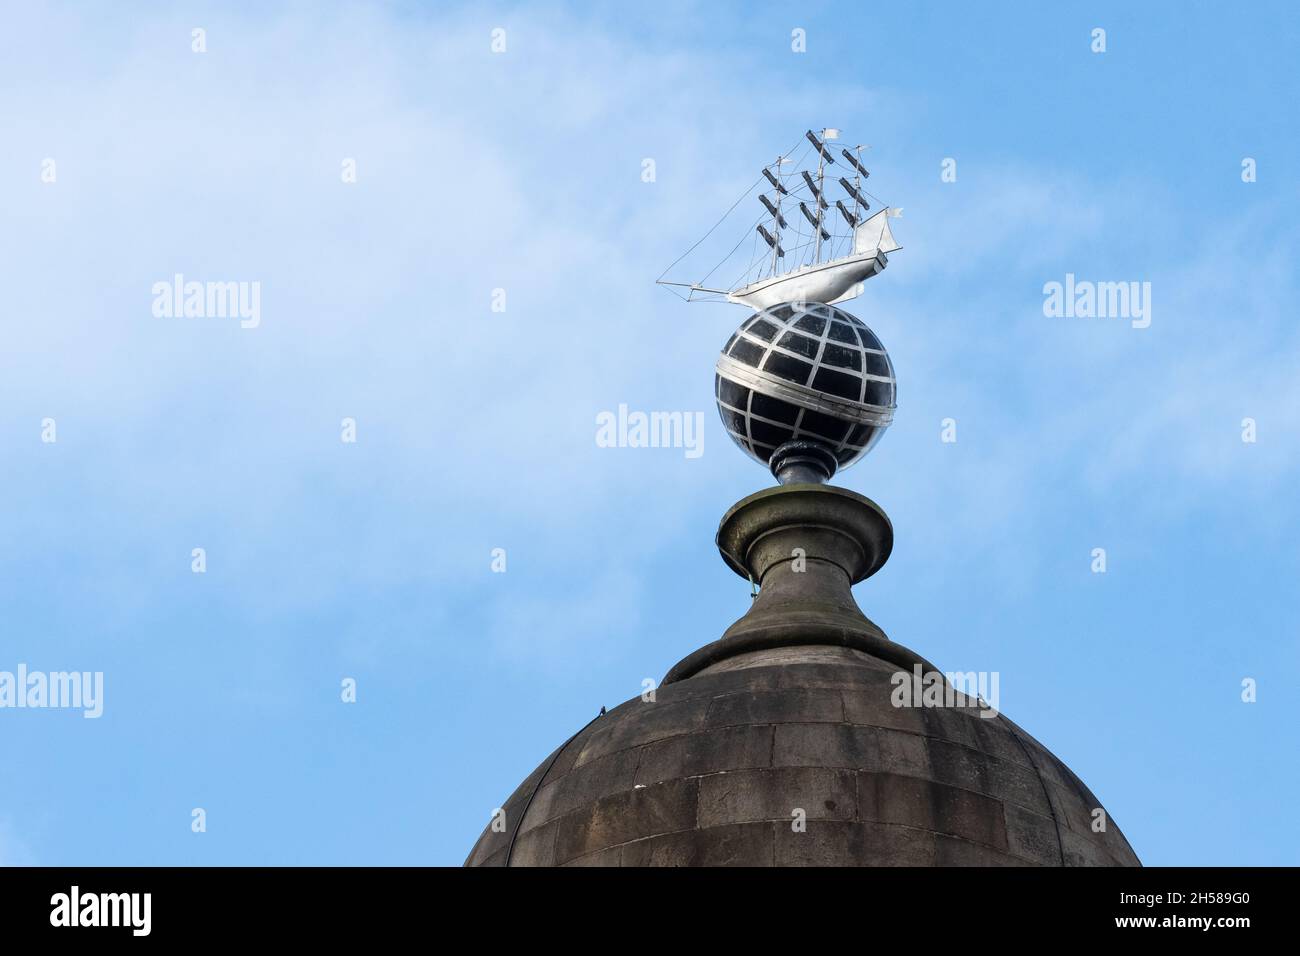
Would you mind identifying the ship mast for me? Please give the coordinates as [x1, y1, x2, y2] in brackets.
[813, 143, 826, 264]
[759, 161, 789, 279]
[805, 128, 837, 265]
[849, 145, 865, 223]
[769, 156, 783, 276]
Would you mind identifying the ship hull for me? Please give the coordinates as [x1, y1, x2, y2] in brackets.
[727, 252, 888, 310]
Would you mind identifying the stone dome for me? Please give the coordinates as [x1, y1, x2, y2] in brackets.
[466, 485, 1140, 867]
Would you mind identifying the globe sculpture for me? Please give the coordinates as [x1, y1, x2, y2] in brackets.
[714, 301, 896, 483]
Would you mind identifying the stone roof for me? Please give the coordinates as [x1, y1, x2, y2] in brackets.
[466, 485, 1140, 867]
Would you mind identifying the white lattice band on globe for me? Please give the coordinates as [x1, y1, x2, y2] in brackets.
[716, 353, 895, 427]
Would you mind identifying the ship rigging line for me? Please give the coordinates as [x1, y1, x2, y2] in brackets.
[655, 174, 764, 285]
[701, 212, 766, 288]
[656, 136, 807, 295]
[712, 141, 820, 291]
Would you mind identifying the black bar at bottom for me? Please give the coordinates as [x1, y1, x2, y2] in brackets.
[0, 865, 1282, 941]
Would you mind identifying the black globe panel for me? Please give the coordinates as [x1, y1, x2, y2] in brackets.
[863, 351, 892, 378]
[822, 343, 862, 371]
[863, 380, 895, 408]
[763, 351, 814, 383]
[729, 337, 766, 367]
[716, 376, 749, 410]
[750, 391, 800, 425]
[793, 314, 826, 335]
[777, 331, 820, 358]
[811, 367, 861, 401]
[827, 321, 858, 344]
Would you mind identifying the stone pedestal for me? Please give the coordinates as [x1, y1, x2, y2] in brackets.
[666, 483, 923, 683]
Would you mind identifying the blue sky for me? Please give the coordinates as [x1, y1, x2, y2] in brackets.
[1, 1, 1297, 866]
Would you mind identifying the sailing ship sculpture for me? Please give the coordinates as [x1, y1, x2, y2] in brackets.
[659, 129, 903, 484]
[657, 128, 902, 310]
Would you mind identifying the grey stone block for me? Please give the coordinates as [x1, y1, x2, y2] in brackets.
[934, 834, 1035, 867]
[546, 747, 640, 821]
[776, 821, 939, 866]
[1045, 778, 1105, 836]
[634, 724, 774, 785]
[1059, 826, 1132, 868]
[872, 727, 932, 777]
[772, 722, 875, 769]
[659, 663, 783, 699]
[508, 819, 559, 867]
[707, 687, 844, 727]
[925, 737, 1049, 815]
[561, 846, 623, 867]
[573, 697, 711, 767]
[620, 823, 776, 866]
[772, 655, 897, 689]
[539, 727, 596, 786]
[857, 772, 1009, 851]
[1002, 802, 1063, 866]
[842, 683, 930, 735]
[697, 767, 856, 827]
[553, 777, 699, 864]
[474, 846, 506, 868]
[919, 704, 983, 750]
[968, 715, 1036, 769]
